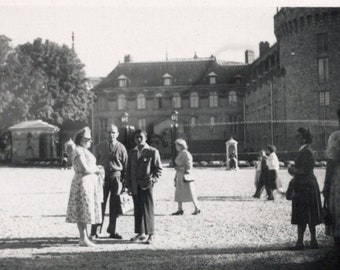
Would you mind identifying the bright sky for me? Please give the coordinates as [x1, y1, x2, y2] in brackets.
[0, 0, 338, 77]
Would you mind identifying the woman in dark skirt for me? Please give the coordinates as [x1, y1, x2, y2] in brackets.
[288, 127, 323, 250]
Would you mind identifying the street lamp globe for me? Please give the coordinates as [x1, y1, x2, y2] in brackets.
[171, 110, 178, 123]
[121, 112, 129, 124]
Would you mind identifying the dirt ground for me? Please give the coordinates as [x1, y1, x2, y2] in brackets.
[0, 166, 337, 269]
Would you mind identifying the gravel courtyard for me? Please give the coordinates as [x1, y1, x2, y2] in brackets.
[0, 166, 337, 269]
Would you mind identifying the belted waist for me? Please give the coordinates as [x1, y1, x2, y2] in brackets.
[175, 166, 185, 172]
[106, 171, 121, 177]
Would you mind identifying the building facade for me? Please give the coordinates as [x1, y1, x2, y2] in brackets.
[93, 56, 249, 157]
[245, 7, 340, 156]
[93, 7, 340, 159]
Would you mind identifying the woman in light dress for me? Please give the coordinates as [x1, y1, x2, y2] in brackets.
[172, 139, 200, 215]
[65, 127, 104, 247]
[323, 108, 340, 253]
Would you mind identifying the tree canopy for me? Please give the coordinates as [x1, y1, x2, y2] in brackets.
[0, 36, 94, 129]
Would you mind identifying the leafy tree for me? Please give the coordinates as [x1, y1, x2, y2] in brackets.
[18, 38, 94, 126]
[0, 36, 94, 129]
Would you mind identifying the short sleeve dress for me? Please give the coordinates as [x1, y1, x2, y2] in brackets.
[65, 146, 103, 224]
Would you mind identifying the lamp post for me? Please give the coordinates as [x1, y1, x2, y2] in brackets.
[121, 112, 129, 150]
[170, 110, 178, 167]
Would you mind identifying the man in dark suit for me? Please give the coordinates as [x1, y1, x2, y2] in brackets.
[126, 129, 162, 245]
[90, 124, 128, 239]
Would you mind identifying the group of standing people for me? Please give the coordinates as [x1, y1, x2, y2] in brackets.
[64, 109, 340, 252]
[65, 125, 162, 246]
[252, 108, 340, 252]
[65, 124, 199, 247]
[253, 145, 280, 201]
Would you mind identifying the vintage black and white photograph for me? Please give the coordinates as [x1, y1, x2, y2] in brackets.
[0, 0, 339, 269]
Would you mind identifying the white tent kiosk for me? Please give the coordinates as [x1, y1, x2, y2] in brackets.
[225, 137, 238, 170]
[8, 120, 60, 165]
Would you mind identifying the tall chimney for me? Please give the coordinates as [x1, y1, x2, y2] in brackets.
[259, 42, 270, 57]
[124, 54, 132, 63]
[245, 50, 255, 64]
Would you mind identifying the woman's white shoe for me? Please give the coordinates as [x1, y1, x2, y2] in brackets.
[79, 239, 97, 247]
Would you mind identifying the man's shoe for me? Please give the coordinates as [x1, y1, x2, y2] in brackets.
[89, 234, 99, 240]
[288, 243, 304, 250]
[145, 235, 153, 245]
[109, 233, 123, 240]
[130, 234, 146, 242]
[310, 241, 319, 249]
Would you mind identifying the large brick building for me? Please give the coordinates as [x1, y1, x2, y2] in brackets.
[93, 7, 340, 159]
[245, 7, 340, 156]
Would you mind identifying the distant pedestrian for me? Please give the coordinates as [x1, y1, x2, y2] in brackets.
[65, 127, 104, 247]
[126, 130, 162, 245]
[288, 127, 322, 250]
[171, 139, 200, 216]
[229, 149, 237, 170]
[323, 108, 340, 254]
[265, 145, 280, 200]
[90, 124, 128, 240]
[252, 150, 269, 198]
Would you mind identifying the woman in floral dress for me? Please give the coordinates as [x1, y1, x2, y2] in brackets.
[171, 139, 200, 215]
[66, 127, 104, 247]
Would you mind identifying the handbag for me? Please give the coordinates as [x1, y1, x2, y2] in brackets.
[183, 173, 194, 183]
[286, 178, 295, 200]
[118, 192, 134, 215]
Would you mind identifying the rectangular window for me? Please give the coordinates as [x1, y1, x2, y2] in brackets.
[99, 118, 108, 141]
[138, 118, 146, 130]
[119, 79, 127, 87]
[97, 96, 108, 111]
[172, 96, 181, 108]
[164, 78, 171, 86]
[318, 58, 329, 83]
[209, 77, 216, 84]
[210, 116, 217, 133]
[319, 91, 330, 106]
[317, 33, 328, 53]
[229, 115, 237, 133]
[154, 97, 162, 109]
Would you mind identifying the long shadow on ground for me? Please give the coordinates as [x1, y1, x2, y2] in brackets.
[0, 237, 338, 270]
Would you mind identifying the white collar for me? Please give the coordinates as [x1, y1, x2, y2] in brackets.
[299, 144, 308, 151]
[133, 143, 150, 151]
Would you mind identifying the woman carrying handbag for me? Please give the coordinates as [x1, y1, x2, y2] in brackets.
[171, 139, 201, 215]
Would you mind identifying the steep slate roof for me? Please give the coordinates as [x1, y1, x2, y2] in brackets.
[94, 57, 251, 91]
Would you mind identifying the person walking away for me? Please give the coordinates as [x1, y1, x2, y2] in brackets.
[253, 150, 269, 198]
[171, 138, 200, 215]
[65, 127, 104, 247]
[90, 124, 128, 240]
[323, 108, 340, 256]
[265, 145, 280, 200]
[288, 127, 322, 250]
[126, 130, 162, 245]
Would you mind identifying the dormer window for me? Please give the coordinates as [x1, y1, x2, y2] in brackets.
[163, 73, 172, 86]
[118, 75, 128, 87]
[208, 72, 217, 84]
